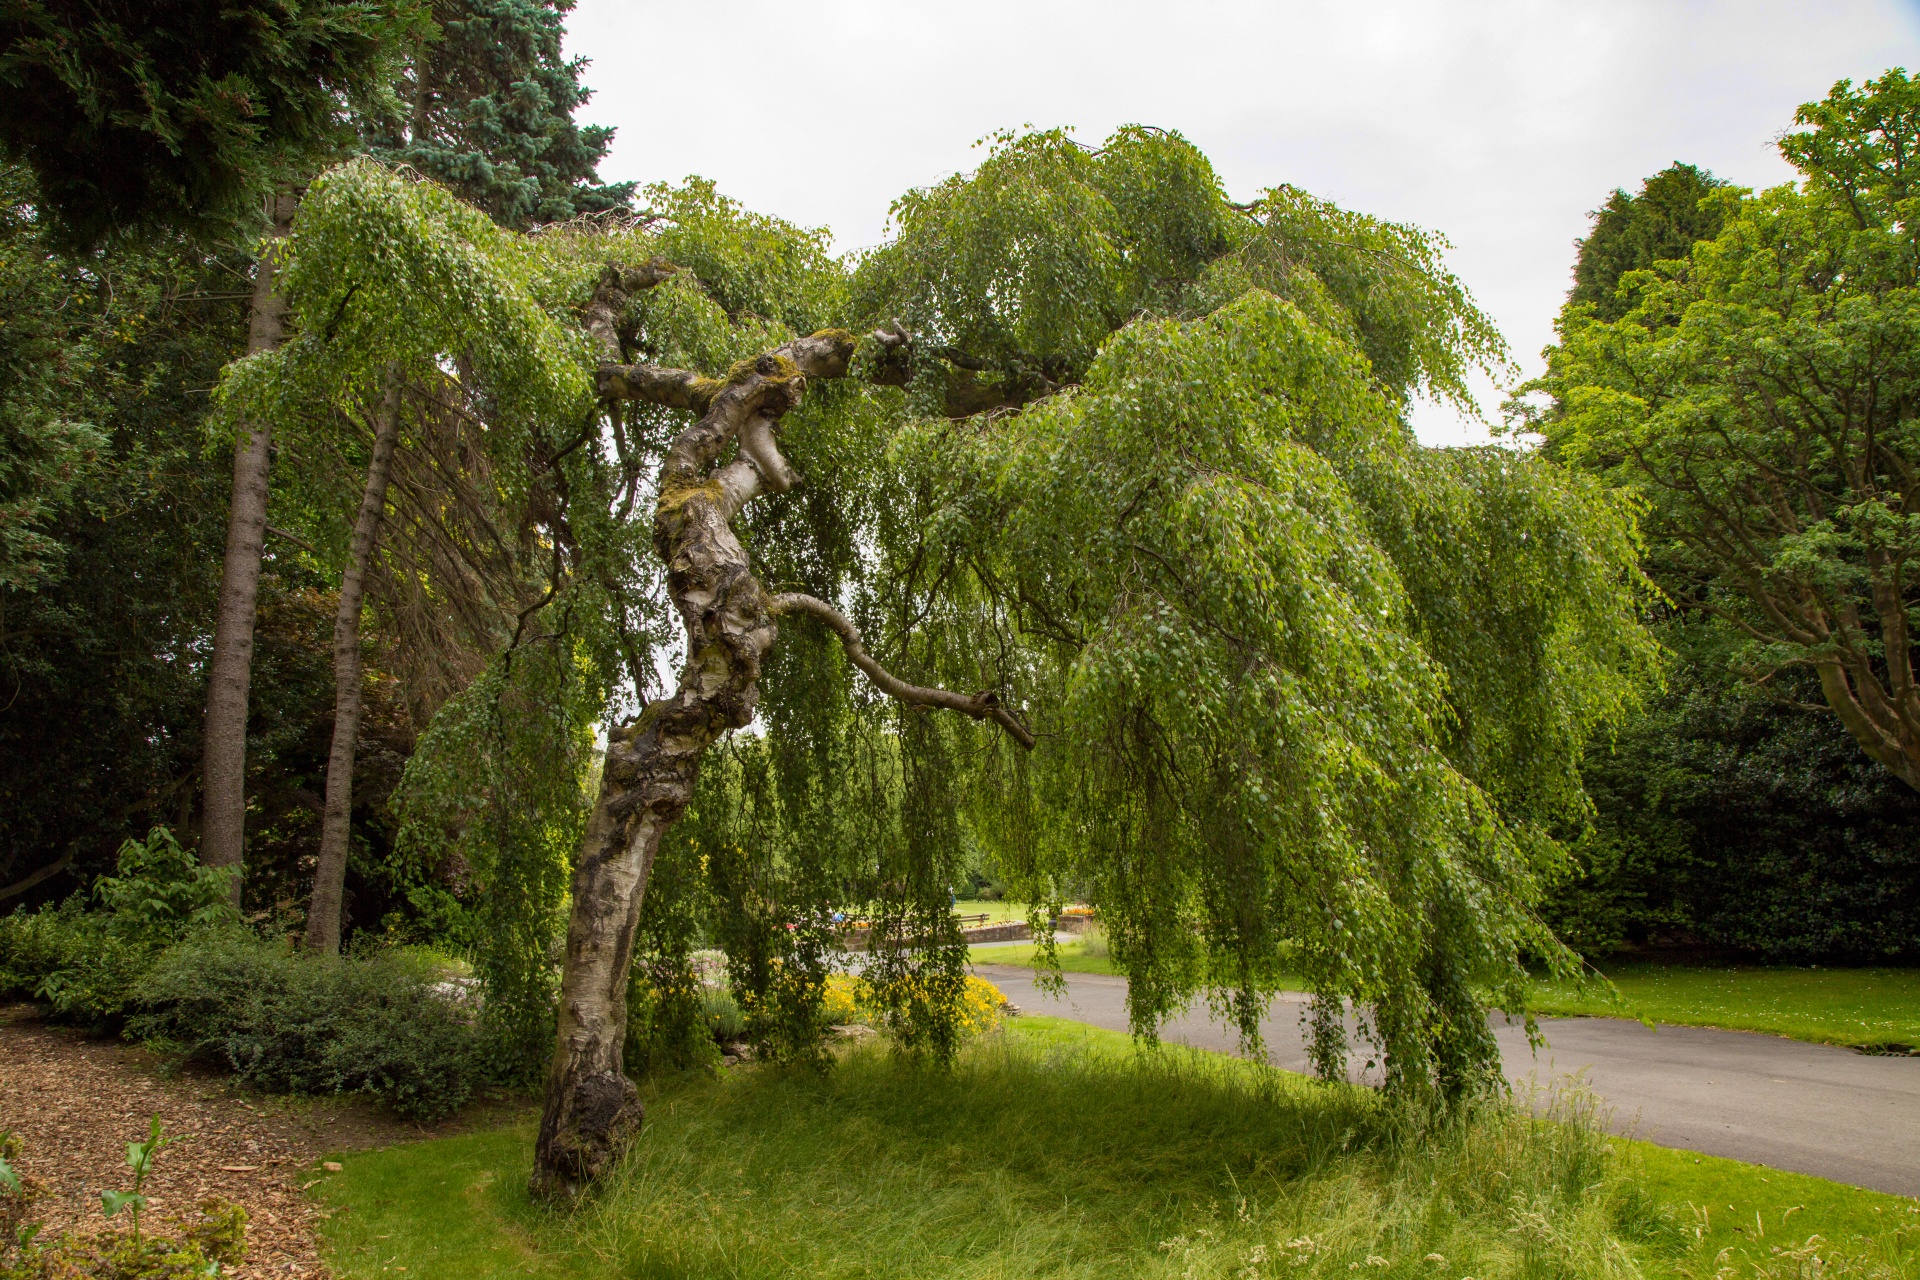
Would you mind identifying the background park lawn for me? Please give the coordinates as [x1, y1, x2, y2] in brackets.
[309, 1019, 1918, 1280]
[967, 932, 1122, 975]
[967, 923, 1919, 1051]
[1529, 964, 1920, 1050]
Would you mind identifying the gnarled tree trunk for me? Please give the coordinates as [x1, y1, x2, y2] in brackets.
[304, 372, 407, 954]
[529, 286, 1031, 1199]
[201, 190, 299, 901]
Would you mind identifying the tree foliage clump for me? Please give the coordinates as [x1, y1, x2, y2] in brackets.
[1568, 163, 1728, 322]
[1539, 69, 1920, 792]
[0, 0, 425, 249]
[1552, 623, 1920, 960]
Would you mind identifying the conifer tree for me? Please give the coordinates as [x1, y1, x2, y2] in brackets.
[361, 0, 633, 228]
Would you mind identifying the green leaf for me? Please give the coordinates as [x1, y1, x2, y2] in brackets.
[101, 1189, 145, 1218]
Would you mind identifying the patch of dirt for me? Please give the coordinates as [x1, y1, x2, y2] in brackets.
[0, 1004, 524, 1278]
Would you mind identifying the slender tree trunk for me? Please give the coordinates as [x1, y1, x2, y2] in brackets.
[200, 190, 299, 902]
[304, 373, 407, 954]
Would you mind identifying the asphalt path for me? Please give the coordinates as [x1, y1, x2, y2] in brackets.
[971, 963, 1920, 1197]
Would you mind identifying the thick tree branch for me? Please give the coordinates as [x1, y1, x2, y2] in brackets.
[0, 852, 73, 903]
[769, 592, 1035, 749]
[581, 258, 680, 365]
[597, 363, 721, 411]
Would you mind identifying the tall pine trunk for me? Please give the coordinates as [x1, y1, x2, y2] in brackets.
[304, 373, 406, 954]
[200, 191, 298, 901]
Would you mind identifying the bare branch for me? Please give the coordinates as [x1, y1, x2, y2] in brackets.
[769, 591, 1036, 749]
[581, 258, 680, 365]
[597, 363, 720, 411]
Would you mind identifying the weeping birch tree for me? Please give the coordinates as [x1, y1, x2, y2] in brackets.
[531, 128, 1654, 1196]
[241, 128, 1655, 1199]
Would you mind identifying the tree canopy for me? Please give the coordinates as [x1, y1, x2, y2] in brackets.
[1539, 69, 1920, 790]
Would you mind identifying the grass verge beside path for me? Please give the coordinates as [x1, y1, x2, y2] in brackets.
[309, 1017, 1917, 1280]
[968, 932, 1121, 974]
[1532, 964, 1920, 1050]
[953, 899, 1030, 925]
[965, 953, 1920, 1051]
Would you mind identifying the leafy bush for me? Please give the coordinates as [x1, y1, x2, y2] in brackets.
[819, 972, 1005, 1035]
[0, 901, 151, 1023]
[1549, 641, 1920, 961]
[0, 828, 239, 1024]
[91, 827, 236, 943]
[132, 931, 484, 1120]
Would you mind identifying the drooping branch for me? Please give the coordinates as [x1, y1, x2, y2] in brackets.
[769, 592, 1035, 748]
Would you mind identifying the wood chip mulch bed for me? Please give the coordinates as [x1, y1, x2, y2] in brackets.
[0, 1004, 485, 1279]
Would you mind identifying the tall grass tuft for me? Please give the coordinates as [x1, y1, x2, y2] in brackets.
[569, 1030, 1682, 1279]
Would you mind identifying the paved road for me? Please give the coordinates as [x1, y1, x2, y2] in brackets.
[972, 963, 1920, 1197]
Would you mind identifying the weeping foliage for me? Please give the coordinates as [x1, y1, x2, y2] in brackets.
[620, 130, 1651, 1101]
[213, 159, 640, 1074]
[887, 292, 1652, 1096]
[850, 127, 1505, 413]
[252, 129, 1653, 1103]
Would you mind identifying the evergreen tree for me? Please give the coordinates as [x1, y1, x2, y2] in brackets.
[361, 0, 633, 228]
[1568, 162, 1726, 321]
[0, 0, 420, 250]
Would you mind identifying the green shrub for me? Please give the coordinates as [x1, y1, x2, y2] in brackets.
[132, 931, 485, 1120]
[91, 828, 236, 943]
[0, 901, 151, 1023]
[0, 828, 239, 1025]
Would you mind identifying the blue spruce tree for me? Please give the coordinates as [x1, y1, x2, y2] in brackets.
[364, 0, 632, 227]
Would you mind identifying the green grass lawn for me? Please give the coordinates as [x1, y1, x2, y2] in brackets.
[953, 899, 1032, 926]
[969, 929, 1122, 974]
[963, 947, 1920, 1052]
[308, 1018, 1917, 1280]
[1531, 964, 1920, 1049]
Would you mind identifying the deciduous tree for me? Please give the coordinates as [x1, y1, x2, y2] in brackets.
[1539, 69, 1920, 790]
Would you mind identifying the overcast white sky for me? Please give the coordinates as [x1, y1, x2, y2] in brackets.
[564, 1, 1920, 445]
